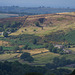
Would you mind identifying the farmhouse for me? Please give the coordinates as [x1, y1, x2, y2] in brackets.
[0, 32, 3, 35]
[63, 49, 72, 54]
[54, 45, 64, 49]
[0, 32, 11, 36]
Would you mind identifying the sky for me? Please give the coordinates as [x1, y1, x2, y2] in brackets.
[0, 0, 75, 8]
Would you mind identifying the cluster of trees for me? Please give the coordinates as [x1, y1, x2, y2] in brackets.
[23, 44, 31, 50]
[0, 61, 73, 75]
[46, 57, 75, 69]
[0, 21, 21, 32]
[7, 34, 43, 49]
[44, 43, 63, 54]
[38, 18, 45, 23]
[0, 46, 4, 54]
[20, 52, 34, 62]
[3, 32, 8, 37]
[0, 61, 46, 75]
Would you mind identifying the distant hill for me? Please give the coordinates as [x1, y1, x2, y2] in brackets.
[0, 6, 75, 15]
[0, 13, 19, 18]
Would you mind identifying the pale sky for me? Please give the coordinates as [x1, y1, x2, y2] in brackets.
[0, 0, 75, 8]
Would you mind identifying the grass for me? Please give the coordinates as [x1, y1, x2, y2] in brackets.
[9, 12, 75, 37]
[0, 53, 19, 60]
[22, 48, 49, 55]
[58, 67, 75, 71]
[68, 48, 75, 52]
[32, 53, 75, 66]
[64, 30, 75, 44]
[3, 46, 15, 50]
[59, 54, 75, 61]
[0, 48, 75, 66]
[10, 26, 58, 36]
[0, 40, 10, 46]
[57, 17, 66, 21]
[33, 52, 60, 64]
[10, 22, 75, 37]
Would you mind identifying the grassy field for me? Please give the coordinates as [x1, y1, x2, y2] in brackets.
[8, 12, 75, 36]
[33, 52, 60, 64]
[0, 48, 75, 66]
[10, 22, 75, 36]
[58, 67, 75, 71]
[22, 48, 49, 55]
[0, 53, 19, 60]
[68, 48, 75, 52]
[10, 26, 58, 36]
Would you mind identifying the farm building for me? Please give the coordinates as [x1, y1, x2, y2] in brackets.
[54, 45, 64, 49]
[0, 32, 11, 36]
[63, 49, 72, 54]
[0, 32, 3, 35]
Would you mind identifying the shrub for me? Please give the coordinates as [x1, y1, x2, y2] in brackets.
[38, 18, 45, 23]
[3, 32, 8, 37]
[0, 46, 4, 54]
[32, 39, 37, 44]
[20, 52, 34, 62]
[35, 22, 40, 27]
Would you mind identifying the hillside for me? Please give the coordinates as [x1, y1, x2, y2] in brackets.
[9, 12, 75, 36]
[0, 12, 75, 44]
[0, 12, 75, 74]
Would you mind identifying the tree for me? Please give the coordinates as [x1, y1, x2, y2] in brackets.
[38, 18, 45, 23]
[35, 22, 40, 27]
[43, 43, 48, 48]
[23, 44, 29, 49]
[48, 43, 54, 52]
[13, 46, 19, 52]
[0, 46, 3, 54]
[33, 39, 37, 44]
[0, 46, 3, 51]
[71, 70, 75, 75]
[52, 47, 58, 53]
[20, 52, 34, 62]
[3, 32, 8, 37]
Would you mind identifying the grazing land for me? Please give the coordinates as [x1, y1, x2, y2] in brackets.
[0, 12, 75, 73]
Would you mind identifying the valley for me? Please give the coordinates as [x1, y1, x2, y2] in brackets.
[0, 12, 75, 75]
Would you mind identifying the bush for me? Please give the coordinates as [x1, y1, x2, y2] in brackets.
[0, 46, 4, 54]
[3, 32, 8, 37]
[20, 52, 34, 62]
[35, 22, 40, 27]
[23, 44, 29, 49]
[13, 46, 19, 52]
[43, 43, 48, 48]
[38, 18, 45, 23]
[32, 39, 37, 44]
[48, 43, 54, 52]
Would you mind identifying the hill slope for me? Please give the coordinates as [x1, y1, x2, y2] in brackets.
[8, 12, 75, 36]
[0, 12, 75, 37]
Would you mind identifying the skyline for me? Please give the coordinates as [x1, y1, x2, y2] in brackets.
[0, 0, 75, 8]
